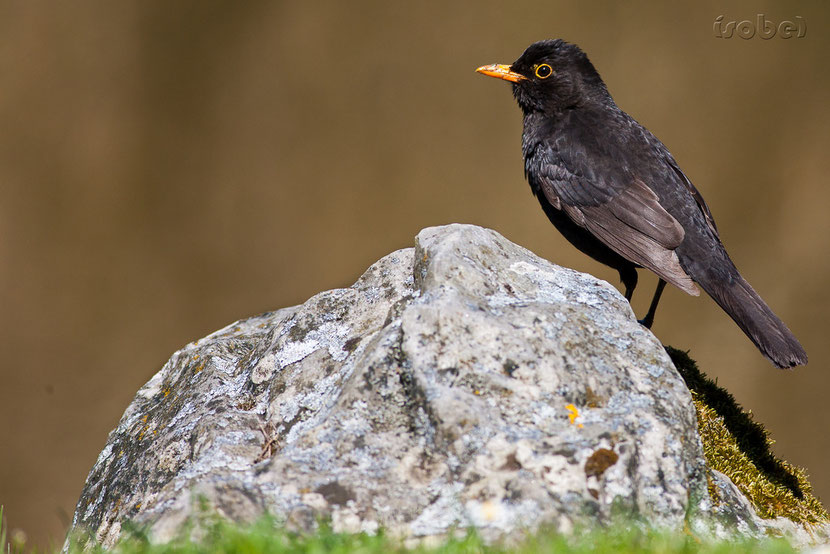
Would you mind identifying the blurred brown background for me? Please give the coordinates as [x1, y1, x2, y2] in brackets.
[1, 0, 828, 549]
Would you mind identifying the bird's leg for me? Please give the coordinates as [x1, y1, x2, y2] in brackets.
[620, 267, 638, 302]
[639, 279, 667, 329]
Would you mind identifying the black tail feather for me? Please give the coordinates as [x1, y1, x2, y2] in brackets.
[699, 273, 807, 369]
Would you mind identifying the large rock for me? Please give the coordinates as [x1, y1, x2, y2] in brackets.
[69, 224, 826, 548]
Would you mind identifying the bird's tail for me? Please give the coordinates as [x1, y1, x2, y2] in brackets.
[699, 271, 807, 369]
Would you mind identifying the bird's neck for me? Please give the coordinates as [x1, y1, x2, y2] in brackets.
[521, 111, 561, 159]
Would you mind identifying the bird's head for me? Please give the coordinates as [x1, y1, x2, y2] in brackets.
[477, 39, 610, 114]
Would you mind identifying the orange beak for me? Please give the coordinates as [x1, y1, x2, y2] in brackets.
[475, 64, 525, 83]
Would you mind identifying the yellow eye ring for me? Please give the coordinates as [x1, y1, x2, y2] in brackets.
[534, 63, 553, 79]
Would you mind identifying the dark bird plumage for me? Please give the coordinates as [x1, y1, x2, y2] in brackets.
[477, 39, 807, 369]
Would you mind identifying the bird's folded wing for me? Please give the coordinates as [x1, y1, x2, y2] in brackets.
[538, 170, 699, 296]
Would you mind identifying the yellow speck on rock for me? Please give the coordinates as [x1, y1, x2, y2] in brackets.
[566, 404, 584, 428]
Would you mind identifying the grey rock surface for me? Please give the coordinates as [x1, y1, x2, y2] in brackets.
[69, 224, 827, 548]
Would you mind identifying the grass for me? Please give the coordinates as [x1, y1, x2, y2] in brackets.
[58, 515, 800, 554]
[2, 508, 801, 554]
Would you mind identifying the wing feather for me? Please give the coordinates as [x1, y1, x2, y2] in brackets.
[533, 145, 699, 296]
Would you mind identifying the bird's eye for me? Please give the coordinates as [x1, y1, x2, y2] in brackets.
[534, 63, 553, 79]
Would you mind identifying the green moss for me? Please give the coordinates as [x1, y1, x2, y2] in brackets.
[665, 347, 828, 525]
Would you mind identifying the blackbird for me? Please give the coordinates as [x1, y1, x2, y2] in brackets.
[476, 39, 807, 368]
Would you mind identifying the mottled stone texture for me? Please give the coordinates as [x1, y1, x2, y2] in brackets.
[69, 224, 826, 548]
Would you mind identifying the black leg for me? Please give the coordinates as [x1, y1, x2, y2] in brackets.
[620, 267, 638, 302]
[639, 279, 667, 329]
